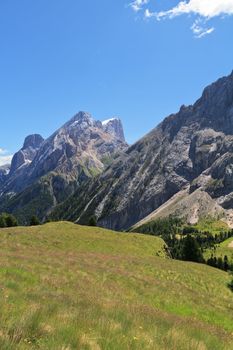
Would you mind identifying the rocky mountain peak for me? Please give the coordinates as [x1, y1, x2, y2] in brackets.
[10, 134, 44, 174]
[23, 134, 44, 150]
[199, 70, 233, 102]
[102, 118, 125, 142]
[29, 111, 127, 180]
[0, 110, 128, 200]
[66, 111, 94, 129]
[160, 72, 233, 143]
[191, 72, 233, 133]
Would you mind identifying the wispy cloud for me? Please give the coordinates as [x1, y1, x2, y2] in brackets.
[0, 148, 13, 166]
[0, 148, 6, 155]
[129, 0, 149, 12]
[129, 0, 233, 37]
[191, 19, 214, 38]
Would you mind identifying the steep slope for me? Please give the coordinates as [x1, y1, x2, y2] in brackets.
[132, 187, 225, 229]
[52, 71, 233, 230]
[0, 112, 127, 223]
[0, 222, 232, 349]
[0, 164, 10, 187]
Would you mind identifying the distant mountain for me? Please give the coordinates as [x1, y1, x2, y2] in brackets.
[10, 134, 44, 174]
[102, 118, 125, 142]
[51, 71, 233, 230]
[1, 134, 45, 194]
[0, 112, 127, 223]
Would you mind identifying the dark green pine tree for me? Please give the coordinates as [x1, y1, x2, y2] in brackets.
[181, 235, 204, 263]
[228, 278, 233, 292]
[223, 255, 229, 271]
[30, 215, 40, 226]
[4, 214, 18, 227]
[88, 216, 97, 227]
[0, 215, 6, 228]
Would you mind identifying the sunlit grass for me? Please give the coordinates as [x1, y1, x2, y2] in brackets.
[204, 236, 233, 264]
[0, 222, 232, 349]
[192, 218, 229, 235]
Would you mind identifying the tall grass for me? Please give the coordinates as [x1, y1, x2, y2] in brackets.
[0, 222, 232, 349]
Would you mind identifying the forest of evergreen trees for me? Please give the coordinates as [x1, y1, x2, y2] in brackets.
[135, 217, 233, 272]
[0, 213, 41, 227]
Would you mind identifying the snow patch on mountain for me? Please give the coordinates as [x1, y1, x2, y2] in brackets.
[102, 118, 119, 126]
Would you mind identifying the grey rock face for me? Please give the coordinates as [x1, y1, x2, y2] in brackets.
[0, 165, 10, 186]
[23, 134, 44, 149]
[10, 134, 44, 174]
[102, 118, 125, 142]
[55, 71, 233, 230]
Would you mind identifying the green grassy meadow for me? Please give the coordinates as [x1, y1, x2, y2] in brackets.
[204, 236, 233, 264]
[190, 219, 230, 235]
[0, 222, 232, 349]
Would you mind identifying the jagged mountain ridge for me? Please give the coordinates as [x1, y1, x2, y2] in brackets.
[20, 112, 126, 184]
[51, 71, 233, 230]
[0, 112, 127, 223]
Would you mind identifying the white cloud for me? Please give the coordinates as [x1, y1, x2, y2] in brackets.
[156, 0, 233, 19]
[144, 8, 155, 18]
[0, 148, 13, 166]
[130, 0, 233, 37]
[0, 155, 13, 166]
[129, 0, 149, 12]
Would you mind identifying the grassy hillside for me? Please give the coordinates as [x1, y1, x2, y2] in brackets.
[134, 217, 229, 237]
[205, 236, 233, 263]
[0, 222, 232, 349]
[192, 218, 230, 235]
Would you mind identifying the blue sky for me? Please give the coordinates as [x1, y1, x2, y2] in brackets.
[0, 0, 233, 164]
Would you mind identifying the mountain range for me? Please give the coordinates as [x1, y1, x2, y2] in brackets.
[0, 114, 127, 223]
[1, 71, 233, 229]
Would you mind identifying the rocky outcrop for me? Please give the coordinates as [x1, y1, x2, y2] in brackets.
[10, 134, 44, 174]
[102, 118, 125, 142]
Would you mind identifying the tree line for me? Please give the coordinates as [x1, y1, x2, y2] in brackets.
[135, 216, 233, 291]
[0, 213, 41, 227]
